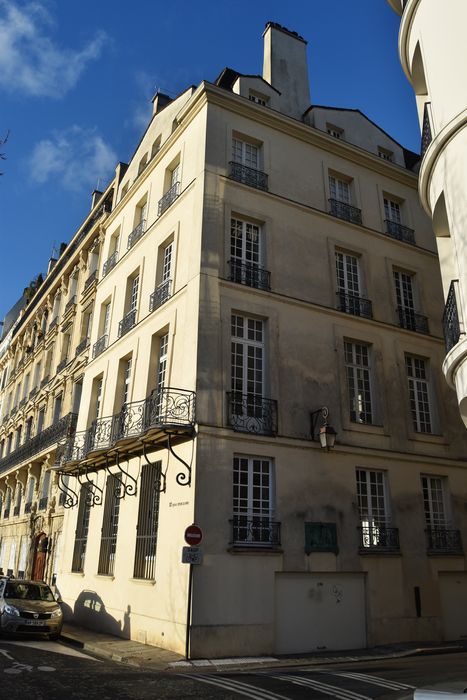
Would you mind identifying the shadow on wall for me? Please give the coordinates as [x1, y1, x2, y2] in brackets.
[72, 590, 131, 638]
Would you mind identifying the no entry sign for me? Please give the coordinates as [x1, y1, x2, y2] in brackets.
[184, 524, 203, 546]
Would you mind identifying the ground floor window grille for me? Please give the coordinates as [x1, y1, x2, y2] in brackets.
[71, 485, 92, 573]
[98, 474, 121, 576]
[133, 462, 161, 580]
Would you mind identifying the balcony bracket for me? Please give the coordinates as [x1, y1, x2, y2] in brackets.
[103, 452, 137, 499]
[142, 442, 167, 494]
[76, 469, 102, 507]
[166, 431, 192, 487]
[57, 471, 79, 509]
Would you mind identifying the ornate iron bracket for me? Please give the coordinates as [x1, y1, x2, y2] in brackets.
[76, 468, 102, 507]
[142, 442, 166, 493]
[166, 432, 192, 487]
[57, 471, 79, 509]
[104, 453, 137, 499]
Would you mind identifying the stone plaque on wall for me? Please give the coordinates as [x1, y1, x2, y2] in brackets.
[305, 522, 338, 554]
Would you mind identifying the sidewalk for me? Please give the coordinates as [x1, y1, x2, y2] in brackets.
[59, 623, 467, 672]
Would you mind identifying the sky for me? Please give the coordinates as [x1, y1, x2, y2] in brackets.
[0, 0, 418, 321]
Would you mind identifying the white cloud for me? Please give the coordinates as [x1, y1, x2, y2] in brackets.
[28, 125, 117, 191]
[0, 1, 108, 98]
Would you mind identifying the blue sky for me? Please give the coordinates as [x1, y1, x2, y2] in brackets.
[0, 0, 417, 321]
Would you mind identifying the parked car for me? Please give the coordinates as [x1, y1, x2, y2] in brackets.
[0, 578, 63, 640]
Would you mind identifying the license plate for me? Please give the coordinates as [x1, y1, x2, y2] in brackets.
[24, 619, 46, 626]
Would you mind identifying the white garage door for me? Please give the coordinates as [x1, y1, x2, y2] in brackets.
[439, 572, 467, 640]
[275, 572, 366, 654]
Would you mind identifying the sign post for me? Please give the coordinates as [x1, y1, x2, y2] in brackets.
[183, 524, 203, 660]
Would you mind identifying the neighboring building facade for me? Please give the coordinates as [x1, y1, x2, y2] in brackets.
[2, 22, 467, 657]
[387, 0, 467, 425]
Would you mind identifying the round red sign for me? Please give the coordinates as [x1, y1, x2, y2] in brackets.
[184, 524, 203, 546]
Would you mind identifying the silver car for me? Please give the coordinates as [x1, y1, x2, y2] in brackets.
[0, 578, 63, 639]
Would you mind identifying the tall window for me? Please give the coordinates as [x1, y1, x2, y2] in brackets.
[232, 138, 259, 169]
[122, 358, 132, 406]
[94, 377, 103, 420]
[36, 408, 45, 435]
[53, 393, 62, 424]
[384, 197, 401, 223]
[344, 341, 373, 424]
[130, 275, 139, 314]
[71, 485, 92, 573]
[230, 219, 265, 289]
[335, 250, 369, 316]
[329, 175, 350, 204]
[40, 471, 51, 510]
[25, 417, 33, 442]
[157, 334, 168, 394]
[133, 462, 161, 580]
[232, 455, 275, 545]
[14, 484, 22, 516]
[102, 302, 111, 337]
[406, 355, 432, 433]
[161, 243, 172, 285]
[98, 474, 121, 576]
[356, 469, 390, 547]
[394, 270, 415, 313]
[231, 315, 264, 399]
[25, 477, 35, 510]
[422, 476, 447, 529]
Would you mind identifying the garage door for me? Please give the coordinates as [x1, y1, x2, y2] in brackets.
[275, 572, 366, 654]
[439, 572, 467, 640]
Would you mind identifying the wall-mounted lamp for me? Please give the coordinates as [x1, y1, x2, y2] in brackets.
[310, 406, 337, 450]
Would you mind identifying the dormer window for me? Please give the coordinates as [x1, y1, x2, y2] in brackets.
[249, 91, 269, 107]
[327, 123, 344, 140]
[378, 147, 393, 162]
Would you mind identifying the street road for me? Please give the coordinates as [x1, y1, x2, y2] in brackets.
[1, 639, 467, 699]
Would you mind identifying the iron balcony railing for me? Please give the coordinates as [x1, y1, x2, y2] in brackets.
[57, 358, 68, 374]
[149, 279, 172, 312]
[64, 296, 77, 315]
[29, 386, 38, 400]
[84, 269, 98, 290]
[61, 387, 196, 464]
[385, 219, 416, 245]
[358, 525, 400, 552]
[336, 291, 372, 319]
[230, 516, 281, 547]
[40, 375, 50, 388]
[92, 334, 108, 359]
[19, 397, 27, 409]
[75, 337, 90, 357]
[228, 259, 271, 291]
[158, 182, 181, 216]
[229, 162, 268, 191]
[102, 250, 118, 277]
[329, 198, 362, 225]
[24, 502, 32, 514]
[227, 392, 278, 436]
[421, 102, 433, 157]
[397, 307, 429, 334]
[443, 280, 462, 352]
[38, 497, 48, 511]
[118, 309, 137, 338]
[426, 527, 463, 554]
[0, 412, 77, 474]
[127, 220, 146, 250]
[48, 317, 58, 332]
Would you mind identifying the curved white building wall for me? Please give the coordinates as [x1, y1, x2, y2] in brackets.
[388, 0, 467, 425]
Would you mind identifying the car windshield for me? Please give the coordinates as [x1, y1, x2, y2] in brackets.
[4, 582, 55, 602]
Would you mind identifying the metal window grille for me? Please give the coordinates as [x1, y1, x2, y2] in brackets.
[344, 341, 373, 424]
[406, 355, 432, 433]
[71, 485, 92, 573]
[98, 474, 121, 576]
[133, 462, 161, 580]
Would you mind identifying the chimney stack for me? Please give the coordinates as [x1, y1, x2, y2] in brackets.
[262, 22, 310, 119]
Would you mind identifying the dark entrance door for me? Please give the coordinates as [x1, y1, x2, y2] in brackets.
[32, 533, 48, 581]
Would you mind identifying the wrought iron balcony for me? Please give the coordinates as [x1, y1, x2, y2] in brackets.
[385, 219, 416, 245]
[29, 387, 38, 400]
[84, 269, 98, 290]
[13, 506, 20, 517]
[24, 502, 32, 514]
[38, 496, 48, 511]
[149, 279, 172, 312]
[358, 525, 400, 552]
[329, 198, 362, 225]
[40, 375, 50, 388]
[57, 358, 68, 374]
[158, 182, 180, 216]
[230, 516, 281, 547]
[127, 220, 146, 250]
[118, 309, 137, 337]
[48, 316, 58, 332]
[397, 307, 429, 334]
[426, 527, 463, 554]
[64, 296, 77, 315]
[61, 387, 196, 464]
[229, 161, 268, 191]
[421, 102, 433, 157]
[92, 334, 108, 359]
[443, 280, 462, 352]
[19, 397, 27, 409]
[336, 291, 372, 319]
[102, 250, 118, 277]
[75, 337, 90, 357]
[227, 392, 278, 436]
[228, 259, 271, 291]
[0, 412, 77, 474]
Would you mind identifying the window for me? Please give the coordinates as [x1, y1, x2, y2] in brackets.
[53, 394, 62, 424]
[230, 219, 268, 290]
[120, 275, 139, 337]
[36, 408, 45, 435]
[23, 373, 30, 400]
[4, 487, 12, 517]
[98, 474, 121, 576]
[248, 91, 268, 107]
[120, 182, 129, 201]
[156, 333, 168, 395]
[393, 269, 427, 332]
[356, 469, 393, 548]
[122, 358, 132, 406]
[130, 275, 139, 314]
[25, 416, 33, 442]
[158, 160, 181, 215]
[232, 455, 276, 546]
[101, 302, 111, 337]
[150, 136, 161, 159]
[25, 477, 35, 510]
[94, 377, 103, 421]
[14, 484, 22, 516]
[329, 175, 350, 204]
[71, 485, 92, 573]
[137, 154, 148, 176]
[327, 124, 344, 139]
[231, 315, 264, 400]
[384, 197, 401, 224]
[378, 147, 393, 162]
[344, 341, 373, 424]
[405, 355, 432, 433]
[40, 471, 50, 509]
[15, 426, 22, 450]
[335, 250, 370, 317]
[133, 462, 161, 580]
[18, 537, 28, 578]
[230, 137, 267, 189]
[232, 138, 259, 169]
[422, 476, 447, 529]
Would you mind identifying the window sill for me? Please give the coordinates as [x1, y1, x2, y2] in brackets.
[342, 422, 387, 436]
[70, 571, 85, 577]
[407, 432, 447, 445]
[427, 550, 464, 557]
[129, 578, 156, 586]
[95, 574, 115, 581]
[228, 546, 283, 555]
[358, 548, 401, 556]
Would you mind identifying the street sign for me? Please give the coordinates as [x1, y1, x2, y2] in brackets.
[182, 546, 203, 565]
[184, 524, 203, 546]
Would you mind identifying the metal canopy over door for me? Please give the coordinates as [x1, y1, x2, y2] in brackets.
[274, 572, 366, 654]
[439, 572, 467, 640]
